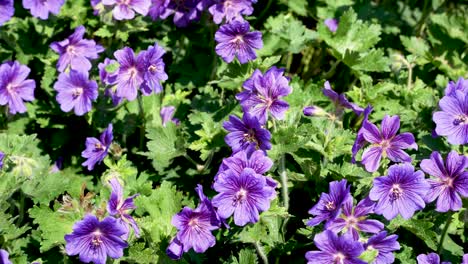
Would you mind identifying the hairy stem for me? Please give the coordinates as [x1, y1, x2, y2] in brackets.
[437, 211, 453, 253]
[254, 242, 269, 264]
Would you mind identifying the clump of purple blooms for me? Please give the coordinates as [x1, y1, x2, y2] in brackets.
[209, 0, 254, 24]
[81, 124, 113, 170]
[0, 61, 36, 115]
[50, 25, 104, 73]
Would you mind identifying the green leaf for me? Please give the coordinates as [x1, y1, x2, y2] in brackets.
[388, 216, 438, 250]
[230, 248, 259, 264]
[394, 245, 417, 264]
[29, 204, 81, 252]
[144, 123, 186, 173]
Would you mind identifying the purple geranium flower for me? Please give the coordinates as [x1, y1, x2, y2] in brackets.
[160, 106, 180, 126]
[215, 20, 263, 64]
[433, 91, 468, 145]
[82, 124, 113, 170]
[65, 215, 128, 264]
[303, 105, 327, 117]
[54, 70, 98, 116]
[223, 113, 272, 153]
[167, 185, 221, 259]
[212, 168, 276, 226]
[365, 231, 400, 264]
[324, 18, 339, 32]
[328, 198, 384, 240]
[0, 249, 12, 264]
[445, 77, 467, 96]
[360, 115, 418, 172]
[0, 151, 4, 169]
[50, 25, 104, 73]
[417, 253, 451, 264]
[102, 0, 151, 20]
[22, 0, 64, 19]
[236, 66, 292, 123]
[0, 61, 36, 114]
[114, 47, 145, 101]
[148, 0, 169, 20]
[141, 43, 168, 95]
[307, 179, 352, 227]
[107, 178, 140, 239]
[323, 81, 363, 115]
[305, 230, 366, 264]
[0, 0, 14, 26]
[215, 150, 277, 193]
[99, 58, 118, 86]
[420, 151, 468, 212]
[209, 0, 253, 24]
[369, 163, 429, 220]
[351, 105, 373, 163]
[160, 0, 207, 27]
[463, 254, 468, 264]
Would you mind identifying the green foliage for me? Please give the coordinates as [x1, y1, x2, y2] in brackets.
[388, 216, 439, 251]
[229, 248, 259, 264]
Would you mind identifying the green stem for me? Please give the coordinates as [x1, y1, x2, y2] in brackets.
[437, 211, 453, 253]
[137, 95, 146, 150]
[255, 0, 273, 25]
[279, 155, 289, 211]
[254, 242, 269, 264]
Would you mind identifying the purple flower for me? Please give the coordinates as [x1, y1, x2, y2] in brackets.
[463, 254, 468, 264]
[160, 0, 205, 27]
[22, 0, 64, 19]
[102, 0, 151, 20]
[0, 0, 14, 26]
[0, 61, 36, 114]
[114, 47, 145, 101]
[307, 179, 352, 227]
[209, 0, 253, 24]
[324, 18, 339, 32]
[417, 253, 451, 264]
[0, 249, 12, 264]
[168, 185, 221, 259]
[360, 115, 418, 172]
[445, 77, 467, 96]
[215, 150, 277, 192]
[0, 151, 4, 169]
[212, 168, 276, 226]
[65, 215, 128, 264]
[323, 81, 363, 115]
[369, 163, 429, 220]
[107, 178, 140, 239]
[49, 157, 63, 173]
[328, 198, 384, 240]
[160, 106, 180, 126]
[305, 230, 366, 264]
[303, 106, 327, 117]
[50, 26, 104, 73]
[54, 70, 98, 116]
[236, 67, 292, 123]
[223, 113, 272, 153]
[148, 0, 169, 20]
[420, 151, 468, 212]
[140, 43, 168, 95]
[351, 105, 373, 163]
[215, 20, 263, 64]
[365, 231, 400, 264]
[99, 58, 118, 86]
[433, 91, 468, 145]
[82, 124, 113, 170]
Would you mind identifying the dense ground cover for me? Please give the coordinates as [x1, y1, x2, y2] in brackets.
[0, 0, 467, 263]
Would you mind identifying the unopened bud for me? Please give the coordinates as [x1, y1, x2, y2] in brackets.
[303, 106, 326, 117]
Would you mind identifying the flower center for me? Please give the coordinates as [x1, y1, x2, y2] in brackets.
[325, 201, 336, 211]
[345, 215, 358, 228]
[119, 0, 131, 5]
[389, 184, 403, 201]
[66, 45, 76, 55]
[188, 217, 199, 227]
[148, 65, 158, 74]
[128, 67, 138, 78]
[72, 87, 83, 99]
[91, 230, 103, 248]
[333, 252, 346, 264]
[442, 177, 454, 188]
[232, 35, 245, 48]
[233, 188, 248, 206]
[243, 129, 257, 144]
[94, 142, 104, 151]
[6, 83, 15, 93]
[453, 114, 468, 126]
